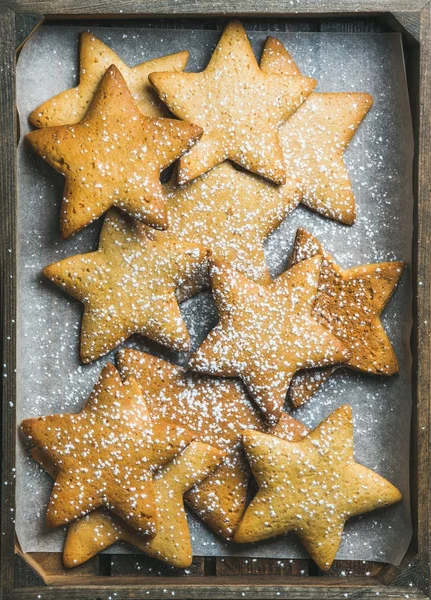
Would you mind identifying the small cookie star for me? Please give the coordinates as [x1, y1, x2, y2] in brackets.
[29, 31, 189, 127]
[234, 405, 402, 570]
[188, 257, 350, 425]
[26, 64, 202, 237]
[149, 21, 316, 185]
[21, 364, 195, 534]
[261, 36, 373, 225]
[32, 441, 225, 568]
[43, 209, 208, 363]
[288, 228, 404, 407]
[117, 348, 265, 539]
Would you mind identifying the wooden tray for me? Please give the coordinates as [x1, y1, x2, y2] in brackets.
[1, 2, 430, 598]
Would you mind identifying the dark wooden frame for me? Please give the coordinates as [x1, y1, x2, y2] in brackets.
[1, 1, 430, 598]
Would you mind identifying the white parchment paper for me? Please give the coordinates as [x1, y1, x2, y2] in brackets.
[16, 25, 413, 564]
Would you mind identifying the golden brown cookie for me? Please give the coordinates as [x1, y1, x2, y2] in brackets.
[261, 36, 373, 225]
[43, 208, 208, 363]
[117, 348, 265, 539]
[26, 65, 202, 237]
[288, 228, 404, 407]
[188, 257, 350, 425]
[29, 32, 189, 128]
[271, 412, 310, 442]
[233, 405, 402, 570]
[149, 21, 316, 185]
[165, 161, 300, 285]
[159, 36, 372, 293]
[21, 363, 195, 534]
[32, 442, 225, 568]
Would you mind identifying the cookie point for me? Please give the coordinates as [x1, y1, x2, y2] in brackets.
[190, 123, 204, 140]
[106, 63, 121, 78]
[28, 109, 42, 129]
[335, 404, 353, 421]
[148, 71, 161, 88]
[101, 362, 119, 378]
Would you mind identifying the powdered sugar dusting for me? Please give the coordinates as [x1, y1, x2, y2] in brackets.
[15, 26, 412, 562]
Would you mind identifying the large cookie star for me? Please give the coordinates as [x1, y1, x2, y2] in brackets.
[21, 364, 195, 535]
[149, 21, 316, 185]
[26, 65, 202, 237]
[166, 161, 300, 286]
[161, 37, 372, 294]
[29, 32, 189, 128]
[188, 257, 350, 425]
[261, 37, 373, 225]
[43, 209, 208, 363]
[234, 405, 402, 570]
[117, 348, 265, 539]
[288, 228, 404, 408]
[32, 441, 225, 568]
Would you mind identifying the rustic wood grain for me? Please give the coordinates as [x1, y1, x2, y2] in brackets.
[13, 555, 44, 588]
[27, 553, 100, 579]
[414, 1, 431, 597]
[319, 560, 383, 577]
[6, 0, 429, 15]
[216, 557, 310, 576]
[4, 579, 429, 599]
[15, 13, 44, 49]
[391, 11, 422, 39]
[0, 6, 17, 597]
[319, 17, 387, 31]
[110, 554, 205, 576]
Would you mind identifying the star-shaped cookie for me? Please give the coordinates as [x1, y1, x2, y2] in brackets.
[29, 32, 189, 128]
[117, 348, 265, 539]
[288, 228, 404, 408]
[43, 208, 208, 363]
[233, 405, 402, 570]
[261, 37, 373, 225]
[149, 21, 316, 185]
[32, 441, 225, 568]
[188, 257, 350, 425]
[166, 161, 300, 285]
[21, 364, 195, 534]
[26, 64, 202, 237]
[160, 37, 372, 294]
[270, 412, 310, 442]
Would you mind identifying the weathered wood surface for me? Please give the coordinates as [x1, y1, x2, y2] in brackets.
[1, 6, 18, 598]
[414, 1, 431, 597]
[216, 556, 310, 576]
[4, 580, 430, 600]
[110, 554, 205, 576]
[391, 10, 422, 39]
[5, 0, 429, 16]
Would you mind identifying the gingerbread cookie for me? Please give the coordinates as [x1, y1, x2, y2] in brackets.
[26, 65, 202, 237]
[149, 21, 316, 185]
[21, 363, 195, 534]
[288, 228, 404, 407]
[260, 37, 373, 225]
[32, 442, 225, 568]
[271, 412, 310, 442]
[29, 32, 189, 128]
[161, 37, 371, 294]
[117, 348, 265, 539]
[43, 208, 208, 363]
[188, 258, 350, 425]
[166, 161, 300, 286]
[234, 405, 402, 570]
